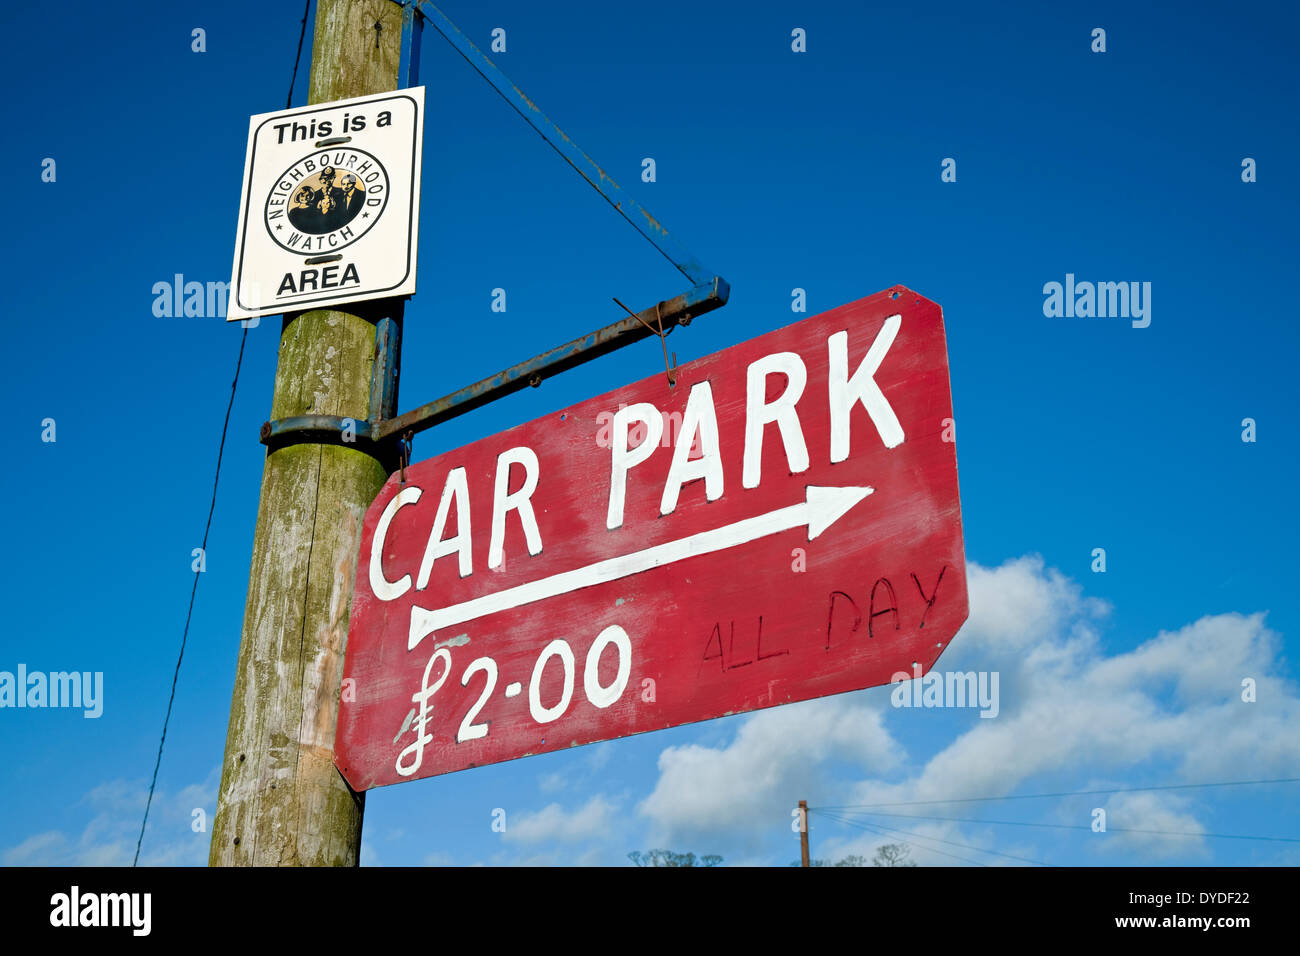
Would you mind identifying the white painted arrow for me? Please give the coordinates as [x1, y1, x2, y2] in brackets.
[408, 484, 874, 650]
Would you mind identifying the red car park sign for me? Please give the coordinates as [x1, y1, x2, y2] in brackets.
[335, 286, 968, 790]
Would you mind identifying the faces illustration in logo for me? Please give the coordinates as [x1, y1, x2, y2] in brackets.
[264, 150, 389, 254]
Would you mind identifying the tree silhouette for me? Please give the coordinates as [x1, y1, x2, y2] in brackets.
[793, 843, 917, 867]
[628, 849, 723, 867]
[871, 844, 917, 867]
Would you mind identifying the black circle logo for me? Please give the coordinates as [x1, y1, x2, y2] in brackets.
[264, 149, 389, 253]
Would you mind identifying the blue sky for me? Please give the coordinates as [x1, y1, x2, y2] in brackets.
[2, 0, 1297, 866]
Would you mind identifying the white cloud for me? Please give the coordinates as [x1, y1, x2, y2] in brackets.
[2, 770, 218, 867]
[537, 771, 567, 794]
[869, 565, 1298, 803]
[637, 694, 901, 851]
[585, 742, 614, 772]
[638, 554, 1300, 865]
[502, 794, 620, 845]
[3, 832, 68, 866]
[1098, 791, 1208, 859]
[961, 555, 1110, 656]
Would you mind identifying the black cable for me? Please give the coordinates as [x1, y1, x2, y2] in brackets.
[812, 776, 1300, 811]
[816, 810, 992, 867]
[133, 328, 249, 866]
[830, 808, 1300, 844]
[820, 809, 1053, 867]
[286, 0, 311, 109]
[133, 0, 308, 869]
[424, 10, 696, 283]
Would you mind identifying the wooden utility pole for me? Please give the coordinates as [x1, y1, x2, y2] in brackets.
[799, 800, 810, 867]
[210, 0, 405, 866]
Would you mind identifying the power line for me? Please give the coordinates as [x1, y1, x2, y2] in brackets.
[816, 810, 991, 867]
[133, 328, 248, 866]
[830, 809, 1300, 844]
[132, 0, 306, 869]
[816, 811, 987, 863]
[819, 809, 1053, 867]
[286, 0, 311, 109]
[812, 776, 1300, 811]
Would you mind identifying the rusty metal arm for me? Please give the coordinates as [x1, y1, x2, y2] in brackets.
[375, 276, 727, 441]
[261, 276, 727, 456]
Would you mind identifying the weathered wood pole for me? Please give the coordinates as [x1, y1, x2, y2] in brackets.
[799, 800, 810, 867]
[210, 0, 406, 866]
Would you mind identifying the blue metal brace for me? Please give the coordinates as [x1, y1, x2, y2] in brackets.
[409, 0, 713, 288]
[398, 1, 424, 91]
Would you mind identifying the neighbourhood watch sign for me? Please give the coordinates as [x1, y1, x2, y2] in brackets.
[227, 87, 424, 321]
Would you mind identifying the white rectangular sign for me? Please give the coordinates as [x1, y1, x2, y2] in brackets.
[227, 87, 424, 321]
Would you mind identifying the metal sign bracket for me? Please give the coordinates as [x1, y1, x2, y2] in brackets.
[260, 0, 729, 462]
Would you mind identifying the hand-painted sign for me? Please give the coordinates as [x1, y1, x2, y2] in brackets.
[335, 286, 968, 790]
[227, 87, 424, 321]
